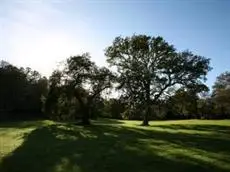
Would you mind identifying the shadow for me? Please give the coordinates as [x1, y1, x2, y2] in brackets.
[0, 123, 230, 172]
[92, 118, 125, 125]
[0, 118, 124, 129]
[153, 124, 230, 135]
[140, 126, 230, 155]
[0, 120, 49, 129]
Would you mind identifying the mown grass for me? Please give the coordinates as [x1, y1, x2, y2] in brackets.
[0, 119, 230, 172]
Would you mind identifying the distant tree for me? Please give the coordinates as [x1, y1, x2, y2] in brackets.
[105, 35, 211, 125]
[197, 93, 215, 119]
[44, 53, 115, 124]
[212, 72, 230, 117]
[0, 60, 47, 120]
[213, 72, 230, 90]
[43, 70, 64, 119]
[103, 98, 125, 119]
[0, 62, 27, 117]
[167, 84, 208, 119]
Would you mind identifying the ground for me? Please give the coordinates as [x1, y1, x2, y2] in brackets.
[0, 119, 230, 172]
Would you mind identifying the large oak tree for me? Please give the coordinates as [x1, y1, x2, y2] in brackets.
[105, 35, 211, 125]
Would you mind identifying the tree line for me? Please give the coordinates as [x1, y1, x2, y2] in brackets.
[0, 35, 229, 125]
[0, 61, 48, 120]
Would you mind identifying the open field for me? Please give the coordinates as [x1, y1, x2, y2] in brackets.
[0, 119, 230, 172]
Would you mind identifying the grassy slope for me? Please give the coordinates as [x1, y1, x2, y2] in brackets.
[0, 119, 230, 172]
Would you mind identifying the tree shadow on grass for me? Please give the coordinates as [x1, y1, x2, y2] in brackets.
[0, 120, 50, 129]
[149, 124, 230, 154]
[0, 118, 124, 129]
[145, 127, 230, 155]
[92, 118, 125, 125]
[150, 124, 230, 151]
[0, 123, 230, 172]
[158, 124, 230, 135]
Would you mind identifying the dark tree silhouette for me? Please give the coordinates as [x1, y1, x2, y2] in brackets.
[43, 53, 114, 124]
[105, 35, 211, 125]
[0, 61, 48, 121]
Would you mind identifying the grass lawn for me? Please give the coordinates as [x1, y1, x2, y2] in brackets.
[0, 119, 230, 172]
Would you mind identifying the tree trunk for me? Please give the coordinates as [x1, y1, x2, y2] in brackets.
[142, 108, 149, 126]
[195, 99, 198, 119]
[82, 107, 90, 125]
[142, 83, 150, 126]
[76, 95, 91, 125]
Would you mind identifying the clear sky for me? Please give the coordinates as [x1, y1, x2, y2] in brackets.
[0, 0, 230, 88]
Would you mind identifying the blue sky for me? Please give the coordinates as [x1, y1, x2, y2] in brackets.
[0, 0, 230, 88]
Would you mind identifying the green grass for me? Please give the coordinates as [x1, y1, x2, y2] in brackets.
[0, 119, 230, 172]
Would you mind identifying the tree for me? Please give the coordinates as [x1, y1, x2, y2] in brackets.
[197, 93, 215, 119]
[212, 72, 230, 117]
[0, 60, 47, 120]
[167, 84, 208, 119]
[103, 98, 126, 119]
[0, 62, 27, 118]
[43, 70, 64, 119]
[213, 71, 230, 90]
[105, 35, 211, 125]
[62, 53, 114, 124]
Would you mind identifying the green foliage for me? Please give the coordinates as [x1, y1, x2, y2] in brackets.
[166, 89, 199, 119]
[103, 99, 125, 119]
[0, 61, 48, 120]
[212, 71, 230, 117]
[43, 54, 114, 124]
[2, 35, 230, 123]
[105, 35, 211, 125]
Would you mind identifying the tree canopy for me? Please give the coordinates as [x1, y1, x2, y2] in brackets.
[105, 35, 211, 125]
[43, 53, 115, 124]
[0, 61, 48, 120]
[3, 35, 230, 124]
